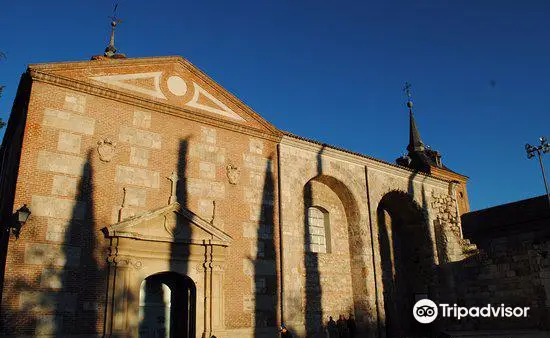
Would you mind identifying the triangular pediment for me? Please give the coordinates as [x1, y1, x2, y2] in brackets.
[103, 202, 232, 246]
[28, 56, 280, 138]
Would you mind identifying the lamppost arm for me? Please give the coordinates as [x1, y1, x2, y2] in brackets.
[536, 150, 550, 208]
[526, 137, 550, 210]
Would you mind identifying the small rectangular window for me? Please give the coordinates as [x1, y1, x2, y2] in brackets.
[307, 207, 330, 253]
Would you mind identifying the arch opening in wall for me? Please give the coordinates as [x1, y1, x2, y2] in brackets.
[138, 272, 196, 338]
[302, 174, 372, 334]
[377, 190, 434, 338]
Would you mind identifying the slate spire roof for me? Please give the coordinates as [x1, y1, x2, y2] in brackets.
[406, 101, 425, 153]
[396, 90, 445, 173]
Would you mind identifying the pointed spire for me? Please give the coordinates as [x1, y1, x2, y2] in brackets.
[407, 103, 425, 152]
[104, 20, 118, 57]
[403, 82, 425, 153]
[96, 4, 126, 59]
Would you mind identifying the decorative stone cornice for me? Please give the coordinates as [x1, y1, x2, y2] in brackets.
[28, 68, 281, 142]
[280, 135, 450, 190]
[103, 201, 233, 246]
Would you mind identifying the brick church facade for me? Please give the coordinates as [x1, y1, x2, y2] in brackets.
[0, 54, 490, 337]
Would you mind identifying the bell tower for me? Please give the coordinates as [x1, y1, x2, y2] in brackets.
[396, 83, 471, 215]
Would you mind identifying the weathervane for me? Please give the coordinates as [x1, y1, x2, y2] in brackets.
[403, 81, 413, 109]
[104, 4, 124, 57]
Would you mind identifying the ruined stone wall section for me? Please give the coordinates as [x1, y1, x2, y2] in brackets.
[431, 189, 478, 264]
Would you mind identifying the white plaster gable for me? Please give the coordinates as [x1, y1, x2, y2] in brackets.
[90, 72, 245, 121]
[103, 202, 232, 246]
[90, 72, 167, 99]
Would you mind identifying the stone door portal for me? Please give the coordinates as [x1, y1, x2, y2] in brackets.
[139, 272, 196, 338]
[103, 202, 232, 337]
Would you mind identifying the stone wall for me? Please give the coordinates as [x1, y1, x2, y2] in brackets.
[279, 139, 371, 337]
[448, 195, 550, 330]
[279, 135, 464, 338]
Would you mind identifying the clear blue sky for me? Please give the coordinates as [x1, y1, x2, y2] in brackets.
[1, 1, 549, 211]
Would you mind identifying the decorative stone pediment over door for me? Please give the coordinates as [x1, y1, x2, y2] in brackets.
[103, 202, 232, 338]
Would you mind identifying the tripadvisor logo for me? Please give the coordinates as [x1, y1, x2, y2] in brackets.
[413, 299, 438, 324]
[413, 299, 530, 324]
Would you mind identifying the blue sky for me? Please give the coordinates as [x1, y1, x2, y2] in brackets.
[1, 1, 549, 211]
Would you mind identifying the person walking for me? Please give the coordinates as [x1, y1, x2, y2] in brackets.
[280, 323, 293, 338]
[346, 315, 356, 338]
[337, 314, 349, 337]
[327, 316, 338, 338]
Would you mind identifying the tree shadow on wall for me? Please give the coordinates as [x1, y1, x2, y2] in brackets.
[253, 156, 279, 337]
[169, 138, 194, 338]
[140, 138, 195, 338]
[1, 149, 107, 336]
[302, 147, 325, 337]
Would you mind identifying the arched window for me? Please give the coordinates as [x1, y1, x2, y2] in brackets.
[306, 206, 331, 253]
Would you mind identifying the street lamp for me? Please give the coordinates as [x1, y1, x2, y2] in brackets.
[525, 137, 550, 208]
[10, 204, 31, 239]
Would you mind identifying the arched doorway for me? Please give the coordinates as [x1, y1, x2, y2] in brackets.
[139, 272, 196, 338]
[377, 191, 434, 337]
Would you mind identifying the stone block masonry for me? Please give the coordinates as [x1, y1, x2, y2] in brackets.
[57, 132, 82, 154]
[31, 195, 86, 219]
[119, 125, 161, 149]
[42, 108, 95, 135]
[115, 165, 160, 189]
[37, 151, 88, 177]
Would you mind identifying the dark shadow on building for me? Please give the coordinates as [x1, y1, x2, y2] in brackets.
[170, 138, 194, 338]
[57, 149, 102, 335]
[0, 73, 34, 332]
[253, 156, 278, 337]
[140, 138, 195, 338]
[4, 148, 103, 336]
[302, 147, 325, 337]
[0, 73, 32, 325]
[377, 171, 435, 337]
[176, 139, 189, 208]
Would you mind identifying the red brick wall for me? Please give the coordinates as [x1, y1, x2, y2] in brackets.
[1, 59, 281, 336]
